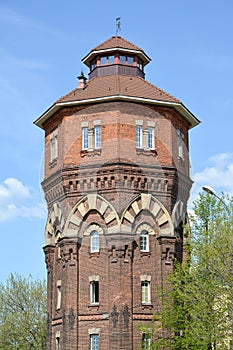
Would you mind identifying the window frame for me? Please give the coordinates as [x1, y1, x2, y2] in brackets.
[136, 125, 143, 148]
[90, 230, 99, 253]
[90, 281, 99, 304]
[140, 230, 149, 252]
[82, 127, 88, 150]
[142, 332, 151, 350]
[120, 55, 126, 64]
[94, 125, 101, 149]
[100, 56, 107, 65]
[56, 331, 60, 350]
[50, 129, 58, 162]
[141, 281, 151, 304]
[127, 55, 134, 64]
[148, 127, 155, 150]
[90, 334, 99, 350]
[177, 129, 185, 160]
[108, 55, 114, 64]
[56, 280, 61, 310]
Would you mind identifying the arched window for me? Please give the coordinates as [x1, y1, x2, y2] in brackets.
[140, 230, 149, 252]
[90, 230, 99, 253]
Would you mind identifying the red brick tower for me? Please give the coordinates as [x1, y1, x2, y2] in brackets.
[34, 36, 199, 349]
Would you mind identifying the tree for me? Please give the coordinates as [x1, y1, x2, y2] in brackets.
[0, 273, 47, 349]
[147, 192, 233, 349]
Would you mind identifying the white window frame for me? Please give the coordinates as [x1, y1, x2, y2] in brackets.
[90, 281, 99, 304]
[90, 334, 99, 350]
[177, 129, 185, 160]
[136, 125, 143, 148]
[140, 230, 149, 252]
[94, 125, 101, 149]
[90, 230, 99, 253]
[141, 281, 151, 304]
[50, 129, 58, 162]
[56, 280, 61, 310]
[148, 127, 154, 149]
[82, 127, 88, 150]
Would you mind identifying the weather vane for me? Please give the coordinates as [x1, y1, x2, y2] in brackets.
[116, 17, 121, 36]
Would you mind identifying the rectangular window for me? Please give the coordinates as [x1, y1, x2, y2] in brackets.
[94, 125, 101, 149]
[56, 335, 60, 350]
[108, 55, 114, 64]
[90, 334, 99, 350]
[91, 60, 96, 70]
[90, 281, 99, 304]
[137, 60, 143, 70]
[82, 127, 88, 150]
[120, 55, 126, 64]
[128, 56, 134, 64]
[177, 130, 185, 159]
[100, 56, 107, 64]
[141, 281, 151, 304]
[140, 231, 149, 252]
[50, 129, 58, 162]
[56, 281, 61, 310]
[136, 125, 143, 148]
[142, 332, 151, 350]
[148, 127, 154, 149]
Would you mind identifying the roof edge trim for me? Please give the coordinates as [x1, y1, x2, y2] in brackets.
[82, 48, 151, 66]
[34, 95, 200, 129]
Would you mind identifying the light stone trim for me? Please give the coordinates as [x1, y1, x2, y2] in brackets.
[124, 211, 134, 223]
[89, 275, 99, 282]
[78, 202, 87, 217]
[140, 275, 151, 281]
[69, 214, 81, 227]
[93, 119, 101, 126]
[88, 194, 97, 210]
[141, 193, 151, 210]
[132, 201, 140, 215]
[88, 328, 100, 335]
[147, 121, 156, 127]
[136, 223, 155, 235]
[135, 119, 143, 126]
[81, 121, 88, 127]
[85, 224, 103, 236]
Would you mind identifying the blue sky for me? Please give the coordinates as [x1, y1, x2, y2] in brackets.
[0, 0, 233, 282]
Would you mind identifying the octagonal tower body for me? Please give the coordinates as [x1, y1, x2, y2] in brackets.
[35, 36, 199, 350]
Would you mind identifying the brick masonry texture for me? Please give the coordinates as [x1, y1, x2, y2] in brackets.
[39, 36, 197, 349]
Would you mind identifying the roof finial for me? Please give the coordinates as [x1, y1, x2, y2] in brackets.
[116, 17, 121, 36]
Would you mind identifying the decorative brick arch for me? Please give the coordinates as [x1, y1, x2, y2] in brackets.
[45, 202, 65, 245]
[171, 200, 186, 229]
[64, 194, 120, 237]
[121, 194, 174, 235]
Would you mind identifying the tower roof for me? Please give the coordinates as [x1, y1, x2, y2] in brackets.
[92, 36, 144, 52]
[82, 36, 151, 67]
[57, 75, 180, 103]
[34, 36, 200, 129]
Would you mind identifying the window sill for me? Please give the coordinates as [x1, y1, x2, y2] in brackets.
[141, 303, 153, 310]
[80, 149, 101, 157]
[140, 251, 151, 257]
[136, 148, 157, 156]
[49, 158, 58, 168]
[89, 252, 100, 258]
[88, 303, 100, 310]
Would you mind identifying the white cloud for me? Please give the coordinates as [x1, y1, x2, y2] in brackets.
[0, 177, 46, 223]
[190, 152, 233, 206]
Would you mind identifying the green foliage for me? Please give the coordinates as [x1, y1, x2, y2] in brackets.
[0, 273, 47, 349]
[148, 192, 233, 349]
